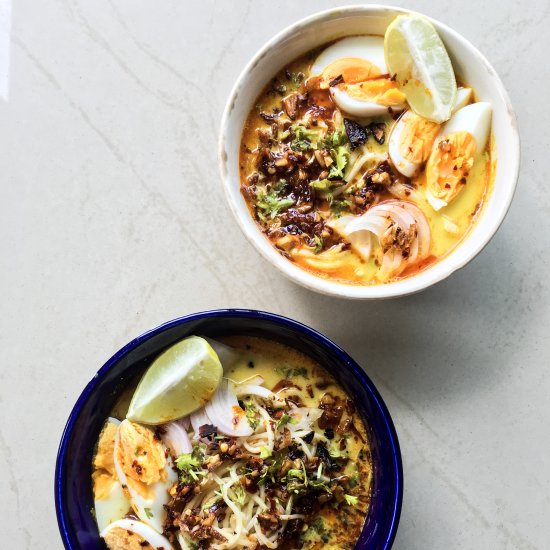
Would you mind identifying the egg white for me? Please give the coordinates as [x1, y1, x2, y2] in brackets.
[426, 102, 492, 210]
[388, 111, 423, 178]
[437, 102, 492, 152]
[452, 87, 472, 114]
[100, 518, 173, 549]
[113, 419, 178, 533]
[331, 86, 406, 118]
[94, 418, 131, 532]
[388, 87, 475, 178]
[310, 36, 388, 76]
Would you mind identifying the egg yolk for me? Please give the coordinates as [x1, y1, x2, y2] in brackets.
[320, 58, 383, 88]
[343, 78, 406, 106]
[93, 421, 118, 500]
[426, 131, 476, 204]
[103, 527, 149, 550]
[398, 114, 440, 164]
[115, 421, 166, 498]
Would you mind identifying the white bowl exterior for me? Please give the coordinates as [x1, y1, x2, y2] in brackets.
[219, 5, 519, 299]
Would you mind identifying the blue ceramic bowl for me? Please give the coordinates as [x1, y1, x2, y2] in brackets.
[55, 309, 403, 549]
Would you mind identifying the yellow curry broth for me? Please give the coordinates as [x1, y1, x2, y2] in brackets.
[239, 42, 494, 286]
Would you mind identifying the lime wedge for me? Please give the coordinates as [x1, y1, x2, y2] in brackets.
[127, 336, 222, 424]
[384, 14, 457, 123]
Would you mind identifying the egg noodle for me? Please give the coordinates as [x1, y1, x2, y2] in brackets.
[176, 394, 335, 549]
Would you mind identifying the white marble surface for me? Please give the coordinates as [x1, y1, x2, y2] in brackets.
[1, 1, 549, 548]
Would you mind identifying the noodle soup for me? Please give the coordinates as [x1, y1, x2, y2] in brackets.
[92, 336, 372, 549]
[239, 30, 494, 286]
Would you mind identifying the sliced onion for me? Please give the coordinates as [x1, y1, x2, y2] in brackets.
[190, 408, 213, 438]
[205, 379, 253, 437]
[345, 215, 388, 237]
[330, 200, 431, 276]
[287, 407, 323, 432]
[234, 384, 274, 400]
[388, 181, 418, 200]
[442, 215, 459, 235]
[401, 202, 430, 256]
[235, 375, 264, 386]
[180, 416, 191, 430]
[202, 337, 241, 371]
[162, 420, 192, 456]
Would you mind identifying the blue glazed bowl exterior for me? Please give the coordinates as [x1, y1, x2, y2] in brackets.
[55, 309, 403, 549]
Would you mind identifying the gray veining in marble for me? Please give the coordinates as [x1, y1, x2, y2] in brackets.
[1, 1, 549, 548]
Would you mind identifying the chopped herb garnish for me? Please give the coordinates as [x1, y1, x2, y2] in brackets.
[144, 507, 154, 519]
[260, 446, 273, 459]
[331, 198, 352, 217]
[313, 235, 323, 254]
[344, 494, 359, 506]
[328, 145, 349, 179]
[176, 446, 206, 482]
[232, 483, 246, 506]
[244, 400, 260, 430]
[275, 366, 309, 379]
[290, 123, 320, 151]
[255, 185, 294, 219]
[319, 128, 348, 149]
[277, 413, 292, 429]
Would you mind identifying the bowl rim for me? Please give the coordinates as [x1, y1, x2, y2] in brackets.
[218, 4, 520, 299]
[55, 308, 403, 549]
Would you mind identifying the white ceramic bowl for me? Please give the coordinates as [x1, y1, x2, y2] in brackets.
[219, 5, 519, 299]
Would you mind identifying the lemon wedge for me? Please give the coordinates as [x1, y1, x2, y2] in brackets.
[384, 14, 457, 123]
[127, 336, 222, 424]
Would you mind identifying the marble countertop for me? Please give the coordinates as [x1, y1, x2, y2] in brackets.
[1, 1, 549, 548]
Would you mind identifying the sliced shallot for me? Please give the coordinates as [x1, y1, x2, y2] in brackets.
[190, 408, 213, 438]
[202, 337, 241, 371]
[205, 379, 253, 437]
[330, 200, 431, 276]
[162, 420, 192, 456]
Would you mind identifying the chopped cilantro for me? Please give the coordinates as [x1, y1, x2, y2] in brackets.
[232, 483, 246, 506]
[313, 235, 323, 254]
[277, 413, 292, 429]
[244, 400, 260, 430]
[311, 517, 325, 532]
[275, 366, 309, 379]
[328, 441, 348, 459]
[328, 145, 349, 179]
[260, 446, 272, 459]
[330, 198, 352, 217]
[288, 71, 305, 89]
[347, 474, 359, 489]
[175, 451, 201, 470]
[319, 128, 348, 148]
[290, 124, 319, 151]
[144, 507, 154, 519]
[344, 494, 359, 506]
[255, 184, 294, 219]
[176, 446, 206, 482]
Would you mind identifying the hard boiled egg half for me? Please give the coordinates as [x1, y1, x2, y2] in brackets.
[101, 518, 173, 549]
[311, 36, 407, 117]
[425, 101, 492, 210]
[113, 419, 178, 533]
[388, 87, 473, 178]
[92, 418, 131, 532]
